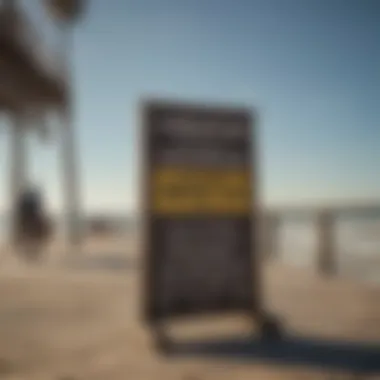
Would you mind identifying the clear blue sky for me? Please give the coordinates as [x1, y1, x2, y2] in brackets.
[0, 0, 379, 213]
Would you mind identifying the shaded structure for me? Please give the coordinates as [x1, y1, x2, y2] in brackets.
[0, 0, 85, 248]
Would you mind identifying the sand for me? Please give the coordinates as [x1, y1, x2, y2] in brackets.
[0, 235, 378, 379]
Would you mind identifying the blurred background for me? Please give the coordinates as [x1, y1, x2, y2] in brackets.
[1, 0, 379, 282]
[0, 1, 379, 378]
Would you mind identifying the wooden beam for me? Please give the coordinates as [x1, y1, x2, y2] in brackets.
[0, 7, 68, 108]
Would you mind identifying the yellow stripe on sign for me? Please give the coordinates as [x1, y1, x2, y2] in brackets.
[152, 168, 252, 215]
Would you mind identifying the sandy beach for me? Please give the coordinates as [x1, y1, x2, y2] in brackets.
[0, 235, 378, 379]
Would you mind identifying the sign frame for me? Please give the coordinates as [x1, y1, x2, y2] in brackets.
[139, 98, 264, 325]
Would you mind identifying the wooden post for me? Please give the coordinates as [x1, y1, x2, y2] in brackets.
[59, 21, 82, 249]
[60, 106, 81, 248]
[8, 112, 28, 243]
[316, 209, 336, 276]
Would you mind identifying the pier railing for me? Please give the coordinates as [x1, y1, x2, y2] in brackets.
[262, 202, 380, 277]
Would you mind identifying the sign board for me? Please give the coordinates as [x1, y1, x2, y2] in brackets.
[141, 100, 260, 322]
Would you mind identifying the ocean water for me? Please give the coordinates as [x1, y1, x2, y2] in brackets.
[0, 214, 379, 284]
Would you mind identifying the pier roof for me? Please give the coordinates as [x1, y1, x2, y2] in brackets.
[0, 5, 68, 114]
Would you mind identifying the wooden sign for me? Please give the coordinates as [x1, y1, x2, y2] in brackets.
[141, 100, 261, 323]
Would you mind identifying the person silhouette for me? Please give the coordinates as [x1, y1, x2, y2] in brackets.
[14, 184, 52, 262]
